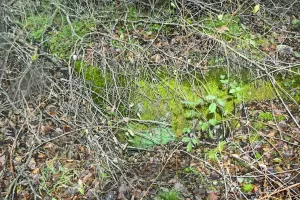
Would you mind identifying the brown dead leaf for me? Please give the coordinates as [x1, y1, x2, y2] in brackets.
[168, 178, 178, 184]
[133, 189, 142, 199]
[82, 172, 94, 185]
[37, 152, 47, 159]
[28, 158, 36, 170]
[15, 156, 23, 163]
[44, 142, 55, 150]
[46, 105, 56, 116]
[118, 184, 131, 200]
[41, 122, 53, 135]
[0, 154, 5, 166]
[63, 125, 72, 132]
[22, 192, 31, 200]
[150, 54, 161, 63]
[278, 33, 287, 43]
[267, 130, 276, 137]
[207, 192, 219, 200]
[79, 145, 85, 152]
[217, 25, 229, 34]
[32, 168, 40, 174]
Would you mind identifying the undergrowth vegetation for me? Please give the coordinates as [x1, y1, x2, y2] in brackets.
[1, 0, 299, 199]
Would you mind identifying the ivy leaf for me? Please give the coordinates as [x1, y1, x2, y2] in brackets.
[182, 100, 195, 107]
[220, 75, 225, 79]
[217, 98, 225, 107]
[292, 19, 300, 25]
[220, 79, 229, 84]
[171, 2, 177, 9]
[187, 141, 193, 152]
[192, 138, 199, 145]
[209, 129, 214, 138]
[209, 103, 217, 113]
[184, 110, 199, 119]
[273, 157, 282, 163]
[252, 4, 260, 14]
[217, 14, 223, 21]
[182, 128, 192, 133]
[182, 137, 191, 143]
[242, 183, 254, 192]
[235, 87, 242, 92]
[229, 88, 236, 94]
[206, 95, 216, 101]
[195, 98, 204, 106]
[201, 122, 209, 131]
[209, 118, 218, 126]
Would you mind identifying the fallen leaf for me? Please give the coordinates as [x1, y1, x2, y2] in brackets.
[207, 192, 219, 200]
[41, 122, 53, 135]
[168, 179, 178, 184]
[118, 184, 131, 200]
[123, 117, 130, 123]
[82, 172, 94, 185]
[253, 4, 260, 14]
[44, 142, 55, 150]
[32, 168, 40, 174]
[267, 130, 276, 137]
[63, 125, 72, 132]
[15, 156, 23, 163]
[28, 158, 36, 170]
[150, 54, 161, 63]
[217, 25, 229, 34]
[0, 155, 5, 166]
[37, 152, 47, 159]
[278, 33, 286, 43]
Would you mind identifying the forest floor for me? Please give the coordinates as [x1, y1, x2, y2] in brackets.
[1, 1, 300, 200]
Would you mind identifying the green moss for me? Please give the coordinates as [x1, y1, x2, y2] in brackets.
[253, 122, 266, 130]
[258, 112, 273, 121]
[74, 60, 107, 88]
[23, 15, 53, 42]
[132, 68, 281, 138]
[134, 78, 199, 136]
[48, 19, 95, 58]
[258, 112, 285, 122]
[21, 13, 95, 59]
[243, 82, 275, 101]
[249, 133, 262, 143]
[200, 14, 270, 59]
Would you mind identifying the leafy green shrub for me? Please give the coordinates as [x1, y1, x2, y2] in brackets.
[204, 141, 226, 161]
[158, 189, 183, 200]
[127, 125, 177, 148]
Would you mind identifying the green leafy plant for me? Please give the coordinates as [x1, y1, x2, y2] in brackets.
[40, 161, 77, 197]
[181, 136, 199, 152]
[181, 93, 224, 139]
[158, 189, 183, 200]
[242, 183, 254, 193]
[220, 75, 243, 101]
[127, 125, 177, 148]
[204, 141, 226, 161]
